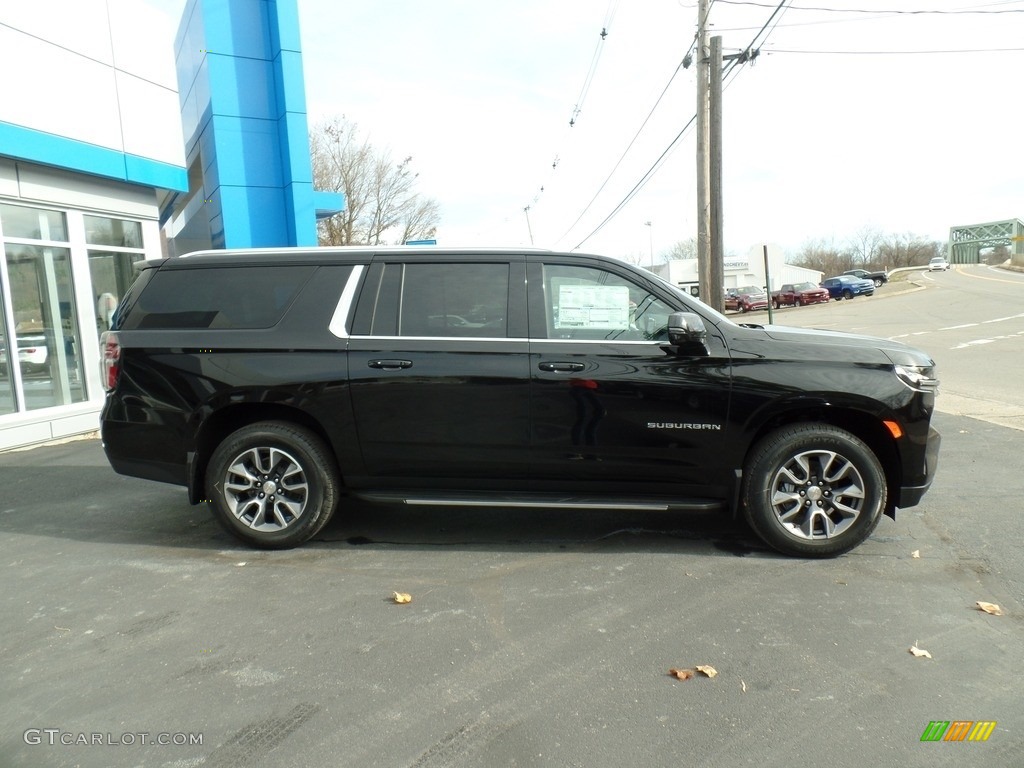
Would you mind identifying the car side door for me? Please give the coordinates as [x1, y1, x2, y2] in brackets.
[347, 255, 531, 486]
[526, 257, 733, 497]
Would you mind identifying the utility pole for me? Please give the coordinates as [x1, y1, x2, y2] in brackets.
[695, 0, 712, 305]
[708, 35, 724, 311]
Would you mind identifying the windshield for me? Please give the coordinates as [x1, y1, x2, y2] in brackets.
[794, 282, 816, 290]
[738, 285, 763, 294]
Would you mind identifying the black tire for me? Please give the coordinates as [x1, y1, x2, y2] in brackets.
[740, 303, 748, 313]
[741, 424, 886, 557]
[842, 289, 853, 300]
[206, 421, 340, 549]
[873, 278, 883, 287]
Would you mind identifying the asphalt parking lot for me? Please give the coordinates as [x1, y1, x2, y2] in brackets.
[1, 411, 1021, 768]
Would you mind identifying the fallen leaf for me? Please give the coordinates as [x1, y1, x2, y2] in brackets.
[695, 665, 718, 678]
[741, 680, 747, 693]
[911, 550, 920, 559]
[668, 668, 695, 681]
[909, 645, 932, 659]
[392, 592, 412, 604]
[976, 601, 1003, 616]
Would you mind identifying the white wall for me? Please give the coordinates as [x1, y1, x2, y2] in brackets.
[0, 0, 184, 168]
[654, 244, 823, 293]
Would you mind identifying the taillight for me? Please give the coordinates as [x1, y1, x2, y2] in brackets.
[100, 332, 121, 391]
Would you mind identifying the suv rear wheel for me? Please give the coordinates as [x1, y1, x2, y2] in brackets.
[741, 424, 886, 557]
[206, 422, 339, 549]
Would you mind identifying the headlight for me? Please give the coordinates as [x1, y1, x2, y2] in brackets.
[895, 364, 939, 392]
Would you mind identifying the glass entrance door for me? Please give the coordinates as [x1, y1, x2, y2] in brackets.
[4, 243, 85, 410]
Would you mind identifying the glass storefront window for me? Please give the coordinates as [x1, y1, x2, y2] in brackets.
[0, 278, 15, 415]
[0, 204, 68, 242]
[84, 215, 143, 249]
[0, 204, 146, 421]
[88, 251, 144, 332]
[4, 244, 86, 410]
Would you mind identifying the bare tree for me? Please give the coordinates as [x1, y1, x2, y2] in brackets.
[792, 237, 849, 275]
[663, 237, 698, 262]
[845, 227, 884, 267]
[310, 117, 440, 246]
[876, 233, 943, 269]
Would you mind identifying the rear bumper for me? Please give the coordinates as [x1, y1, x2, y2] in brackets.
[101, 414, 189, 488]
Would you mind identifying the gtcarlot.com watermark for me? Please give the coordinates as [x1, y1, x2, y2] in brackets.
[24, 728, 203, 747]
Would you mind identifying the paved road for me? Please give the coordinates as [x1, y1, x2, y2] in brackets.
[773, 264, 1024, 431]
[1, 274, 1022, 768]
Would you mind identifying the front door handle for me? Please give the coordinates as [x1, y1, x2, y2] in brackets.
[368, 359, 413, 371]
[538, 361, 585, 373]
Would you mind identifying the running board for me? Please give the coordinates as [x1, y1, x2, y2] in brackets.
[352, 491, 724, 513]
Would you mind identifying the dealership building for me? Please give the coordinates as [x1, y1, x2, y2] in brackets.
[0, 0, 341, 450]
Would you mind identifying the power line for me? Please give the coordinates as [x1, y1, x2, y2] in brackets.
[770, 46, 1024, 53]
[571, 1, 786, 251]
[556, 57, 690, 246]
[569, 0, 620, 127]
[713, 0, 1024, 13]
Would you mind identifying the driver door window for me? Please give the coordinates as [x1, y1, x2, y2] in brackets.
[542, 264, 672, 341]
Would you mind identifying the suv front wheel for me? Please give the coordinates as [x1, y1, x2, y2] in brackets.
[206, 422, 340, 549]
[742, 424, 886, 557]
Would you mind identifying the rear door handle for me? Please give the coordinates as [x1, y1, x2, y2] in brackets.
[368, 359, 413, 371]
[538, 361, 585, 373]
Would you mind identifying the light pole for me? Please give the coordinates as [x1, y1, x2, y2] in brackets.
[644, 221, 653, 270]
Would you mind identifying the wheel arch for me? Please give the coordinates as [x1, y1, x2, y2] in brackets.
[188, 404, 340, 504]
[738, 403, 902, 517]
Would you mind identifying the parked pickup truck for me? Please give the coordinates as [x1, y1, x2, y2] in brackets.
[771, 282, 830, 308]
[844, 269, 888, 287]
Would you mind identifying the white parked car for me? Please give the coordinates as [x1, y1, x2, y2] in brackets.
[928, 257, 950, 272]
[17, 335, 49, 374]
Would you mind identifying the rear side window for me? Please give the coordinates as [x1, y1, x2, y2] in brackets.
[367, 262, 510, 338]
[120, 265, 316, 330]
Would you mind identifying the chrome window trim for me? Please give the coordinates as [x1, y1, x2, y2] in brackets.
[328, 264, 366, 339]
[347, 334, 662, 346]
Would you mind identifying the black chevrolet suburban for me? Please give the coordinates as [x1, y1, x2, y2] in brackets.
[99, 247, 940, 557]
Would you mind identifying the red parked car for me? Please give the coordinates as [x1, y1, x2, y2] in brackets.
[724, 285, 769, 313]
[771, 282, 830, 308]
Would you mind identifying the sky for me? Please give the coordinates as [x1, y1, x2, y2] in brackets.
[147, 0, 1024, 262]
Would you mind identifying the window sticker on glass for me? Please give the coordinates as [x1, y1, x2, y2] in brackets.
[557, 285, 630, 329]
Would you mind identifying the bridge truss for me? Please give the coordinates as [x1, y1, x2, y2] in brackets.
[948, 218, 1024, 266]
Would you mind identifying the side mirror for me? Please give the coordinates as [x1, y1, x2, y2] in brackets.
[667, 311, 708, 352]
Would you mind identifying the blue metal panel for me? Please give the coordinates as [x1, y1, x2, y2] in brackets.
[218, 186, 288, 248]
[0, 121, 188, 191]
[313, 190, 344, 220]
[282, 182, 316, 246]
[210, 115, 284, 188]
[168, 0, 335, 249]
[124, 155, 192, 191]
[272, 49, 307, 118]
[207, 55, 276, 119]
[268, 0, 303, 52]
[276, 112, 311, 186]
[201, 0, 271, 59]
